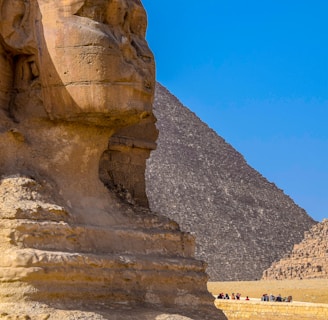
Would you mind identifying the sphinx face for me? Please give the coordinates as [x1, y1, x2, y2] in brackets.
[1, 0, 155, 127]
[38, 0, 155, 125]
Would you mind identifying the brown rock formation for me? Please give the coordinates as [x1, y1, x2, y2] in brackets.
[146, 83, 316, 281]
[0, 1, 222, 319]
[262, 219, 328, 280]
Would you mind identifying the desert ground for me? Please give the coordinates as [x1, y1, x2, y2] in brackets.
[208, 279, 328, 304]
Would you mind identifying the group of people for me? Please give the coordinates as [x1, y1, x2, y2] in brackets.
[216, 292, 293, 302]
[216, 293, 243, 300]
[261, 293, 293, 302]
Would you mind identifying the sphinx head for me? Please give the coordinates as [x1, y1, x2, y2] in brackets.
[0, 0, 155, 128]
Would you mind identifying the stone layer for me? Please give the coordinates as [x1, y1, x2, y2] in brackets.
[0, 176, 215, 315]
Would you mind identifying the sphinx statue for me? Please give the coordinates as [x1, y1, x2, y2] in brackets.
[0, 0, 156, 222]
[0, 1, 223, 319]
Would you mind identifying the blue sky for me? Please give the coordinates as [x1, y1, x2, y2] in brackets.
[142, 0, 328, 222]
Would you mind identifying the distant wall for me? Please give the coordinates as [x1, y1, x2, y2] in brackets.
[215, 300, 328, 320]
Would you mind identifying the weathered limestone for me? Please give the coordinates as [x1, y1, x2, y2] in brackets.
[100, 115, 159, 207]
[0, 0, 154, 125]
[262, 219, 328, 280]
[0, 1, 222, 318]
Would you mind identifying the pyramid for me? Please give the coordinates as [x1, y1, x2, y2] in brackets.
[146, 83, 316, 281]
[262, 219, 328, 280]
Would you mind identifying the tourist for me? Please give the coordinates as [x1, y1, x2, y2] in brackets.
[261, 293, 269, 301]
[217, 293, 224, 299]
[276, 294, 282, 302]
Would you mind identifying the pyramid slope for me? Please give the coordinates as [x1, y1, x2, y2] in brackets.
[146, 83, 316, 281]
[263, 219, 328, 280]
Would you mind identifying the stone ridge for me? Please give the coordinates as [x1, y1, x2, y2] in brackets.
[146, 83, 316, 281]
[262, 219, 328, 280]
[0, 176, 224, 319]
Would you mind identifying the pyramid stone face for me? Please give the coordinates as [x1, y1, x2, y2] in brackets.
[262, 219, 328, 280]
[146, 83, 316, 281]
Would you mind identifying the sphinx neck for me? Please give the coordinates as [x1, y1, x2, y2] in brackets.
[15, 120, 130, 226]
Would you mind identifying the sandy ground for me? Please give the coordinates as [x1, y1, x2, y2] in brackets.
[208, 279, 328, 304]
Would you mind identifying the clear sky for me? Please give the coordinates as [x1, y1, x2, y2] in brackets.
[142, 0, 328, 222]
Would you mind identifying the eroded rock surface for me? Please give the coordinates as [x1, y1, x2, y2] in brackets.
[0, 1, 221, 319]
[262, 219, 328, 280]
